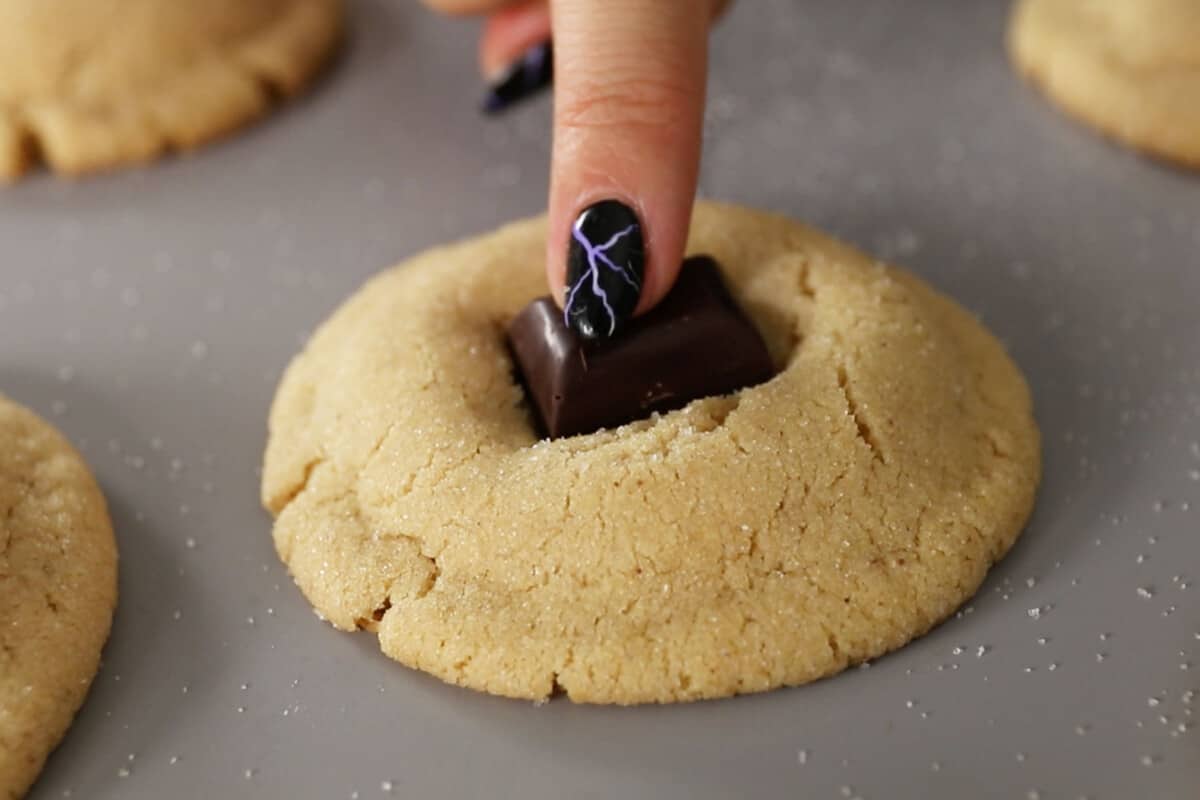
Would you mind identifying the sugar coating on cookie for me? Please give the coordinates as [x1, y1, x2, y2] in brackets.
[262, 203, 1041, 705]
[1009, 0, 1200, 168]
[0, 395, 117, 798]
[0, 0, 342, 181]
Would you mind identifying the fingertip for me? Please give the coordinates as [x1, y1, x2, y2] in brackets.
[421, 0, 506, 17]
[545, 243, 566, 307]
[546, 0, 709, 338]
[635, 218, 689, 317]
[552, 191, 693, 339]
[479, 2, 552, 78]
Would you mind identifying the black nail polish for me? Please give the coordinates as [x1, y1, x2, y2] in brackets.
[563, 200, 644, 340]
[481, 40, 553, 114]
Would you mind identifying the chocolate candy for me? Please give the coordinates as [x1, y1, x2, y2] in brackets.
[508, 256, 775, 439]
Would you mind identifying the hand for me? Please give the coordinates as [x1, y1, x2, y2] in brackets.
[422, 0, 728, 339]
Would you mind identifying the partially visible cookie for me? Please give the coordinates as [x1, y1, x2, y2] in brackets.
[1008, 0, 1200, 169]
[262, 202, 1041, 705]
[0, 395, 117, 799]
[0, 0, 343, 181]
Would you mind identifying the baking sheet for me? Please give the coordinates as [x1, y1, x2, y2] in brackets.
[3, 1, 1198, 797]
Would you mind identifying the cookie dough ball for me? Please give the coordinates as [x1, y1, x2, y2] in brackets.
[1008, 0, 1200, 168]
[0, 395, 117, 798]
[0, 0, 343, 181]
[262, 203, 1041, 705]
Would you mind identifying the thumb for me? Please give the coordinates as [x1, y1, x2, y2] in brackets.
[548, 0, 711, 340]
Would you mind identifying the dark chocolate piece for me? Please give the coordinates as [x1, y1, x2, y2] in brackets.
[508, 256, 775, 439]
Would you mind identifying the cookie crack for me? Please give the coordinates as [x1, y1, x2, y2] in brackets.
[369, 596, 392, 623]
[361, 421, 484, 511]
[1, 474, 39, 560]
[836, 364, 885, 465]
[982, 431, 1013, 462]
[416, 555, 441, 598]
[705, 395, 741, 426]
[56, 41, 97, 103]
[270, 454, 325, 515]
[750, 478, 810, 578]
[825, 629, 843, 662]
[353, 542, 440, 631]
[1, 497, 16, 559]
[367, 424, 396, 460]
[384, 529, 441, 594]
[797, 260, 816, 300]
[408, 445, 486, 510]
[911, 502, 929, 559]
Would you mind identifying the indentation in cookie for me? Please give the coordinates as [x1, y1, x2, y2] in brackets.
[739, 256, 813, 370]
[501, 294, 778, 443]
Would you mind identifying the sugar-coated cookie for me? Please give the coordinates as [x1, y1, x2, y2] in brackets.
[0, 0, 342, 181]
[262, 203, 1041, 705]
[0, 395, 117, 798]
[1009, 0, 1200, 168]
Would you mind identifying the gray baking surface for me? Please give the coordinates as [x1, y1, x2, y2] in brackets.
[3, 0, 1197, 798]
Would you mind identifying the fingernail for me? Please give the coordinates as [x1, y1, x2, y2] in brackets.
[563, 200, 644, 340]
[481, 40, 553, 114]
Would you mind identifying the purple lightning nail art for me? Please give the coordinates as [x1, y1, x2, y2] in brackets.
[563, 200, 644, 340]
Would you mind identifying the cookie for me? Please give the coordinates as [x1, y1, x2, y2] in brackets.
[1008, 0, 1200, 169]
[0, 0, 343, 182]
[0, 395, 117, 798]
[262, 203, 1041, 705]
